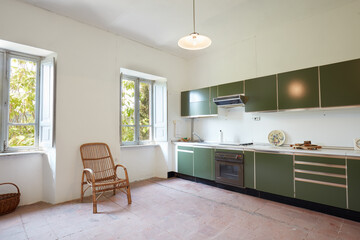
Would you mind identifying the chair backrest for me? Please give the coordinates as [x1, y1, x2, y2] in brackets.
[80, 143, 116, 182]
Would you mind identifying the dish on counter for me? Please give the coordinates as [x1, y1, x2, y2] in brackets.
[268, 130, 286, 146]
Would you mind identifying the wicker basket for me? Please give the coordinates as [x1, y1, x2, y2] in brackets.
[0, 183, 21, 215]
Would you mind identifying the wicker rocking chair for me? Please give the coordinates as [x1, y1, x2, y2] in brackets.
[80, 143, 131, 213]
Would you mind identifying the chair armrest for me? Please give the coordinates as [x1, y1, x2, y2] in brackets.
[83, 168, 95, 183]
[114, 164, 129, 180]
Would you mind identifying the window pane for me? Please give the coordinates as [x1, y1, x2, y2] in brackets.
[139, 82, 150, 125]
[9, 58, 37, 124]
[122, 126, 135, 142]
[121, 79, 135, 125]
[8, 125, 35, 147]
[140, 127, 150, 141]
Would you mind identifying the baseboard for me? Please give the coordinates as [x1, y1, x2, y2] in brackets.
[175, 173, 360, 222]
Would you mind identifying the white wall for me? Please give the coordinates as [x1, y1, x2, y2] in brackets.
[0, 154, 43, 205]
[0, 0, 188, 204]
[187, 1, 360, 148]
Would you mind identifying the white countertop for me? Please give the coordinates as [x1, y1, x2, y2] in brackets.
[173, 141, 360, 158]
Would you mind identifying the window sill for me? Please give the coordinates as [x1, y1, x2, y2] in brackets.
[120, 144, 159, 149]
[0, 150, 45, 157]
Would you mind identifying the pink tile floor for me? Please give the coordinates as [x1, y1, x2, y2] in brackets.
[0, 178, 359, 240]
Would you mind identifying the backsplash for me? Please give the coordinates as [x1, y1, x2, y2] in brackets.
[192, 107, 360, 148]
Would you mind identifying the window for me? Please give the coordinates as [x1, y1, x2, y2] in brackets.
[0, 49, 54, 151]
[120, 71, 167, 145]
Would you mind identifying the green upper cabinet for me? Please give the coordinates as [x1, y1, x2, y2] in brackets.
[181, 91, 190, 117]
[348, 158, 360, 212]
[278, 67, 319, 110]
[189, 87, 210, 102]
[320, 58, 360, 108]
[210, 86, 218, 114]
[194, 147, 215, 180]
[256, 152, 293, 197]
[181, 87, 218, 117]
[218, 81, 244, 97]
[245, 75, 277, 112]
[244, 151, 255, 189]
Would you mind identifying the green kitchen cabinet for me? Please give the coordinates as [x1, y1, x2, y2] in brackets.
[245, 75, 277, 112]
[177, 147, 194, 176]
[189, 101, 210, 116]
[210, 86, 218, 114]
[320, 58, 360, 108]
[181, 91, 190, 117]
[194, 147, 215, 180]
[294, 155, 346, 208]
[244, 151, 255, 189]
[278, 67, 319, 110]
[348, 158, 360, 212]
[189, 87, 210, 102]
[256, 152, 293, 197]
[218, 81, 244, 97]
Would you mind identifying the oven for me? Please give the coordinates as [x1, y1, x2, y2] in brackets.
[215, 151, 244, 187]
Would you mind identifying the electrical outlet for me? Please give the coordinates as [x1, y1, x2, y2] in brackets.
[253, 116, 261, 121]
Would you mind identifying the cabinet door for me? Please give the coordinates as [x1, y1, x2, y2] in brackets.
[348, 158, 360, 212]
[194, 147, 215, 180]
[210, 86, 218, 114]
[244, 151, 254, 189]
[189, 87, 210, 102]
[189, 101, 210, 116]
[320, 58, 360, 107]
[181, 91, 190, 117]
[178, 148, 194, 176]
[294, 155, 346, 208]
[256, 152, 293, 197]
[218, 81, 244, 97]
[278, 67, 319, 110]
[245, 75, 277, 112]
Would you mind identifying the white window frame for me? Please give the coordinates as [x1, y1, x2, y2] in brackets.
[1, 50, 41, 151]
[120, 74, 154, 145]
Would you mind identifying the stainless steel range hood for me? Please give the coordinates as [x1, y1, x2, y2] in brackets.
[213, 94, 246, 108]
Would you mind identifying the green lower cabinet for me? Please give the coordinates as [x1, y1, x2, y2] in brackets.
[256, 152, 293, 197]
[244, 151, 255, 188]
[348, 158, 360, 212]
[295, 181, 346, 209]
[177, 148, 194, 176]
[194, 147, 215, 180]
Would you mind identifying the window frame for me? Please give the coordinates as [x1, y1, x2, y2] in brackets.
[120, 74, 154, 146]
[1, 50, 41, 151]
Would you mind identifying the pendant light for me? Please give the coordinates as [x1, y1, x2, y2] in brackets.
[178, 0, 211, 50]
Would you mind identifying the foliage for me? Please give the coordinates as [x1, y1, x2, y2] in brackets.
[8, 58, 37, 147]
[121, 79, 150, 142]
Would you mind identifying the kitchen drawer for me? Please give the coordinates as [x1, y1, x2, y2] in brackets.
[178, 146, 194, 151]
[295, 172, 346, 185]
[294, 164, 346, 175]
[295, 180, 346, 209]
[295, 155, 345, 165]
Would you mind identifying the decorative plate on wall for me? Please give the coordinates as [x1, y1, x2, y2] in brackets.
[268, 130, 286, 146]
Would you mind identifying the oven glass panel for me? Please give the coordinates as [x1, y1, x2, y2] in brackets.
[219, 163, 239, 180]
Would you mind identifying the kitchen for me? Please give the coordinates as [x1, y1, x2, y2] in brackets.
[0, 0, 360, 239]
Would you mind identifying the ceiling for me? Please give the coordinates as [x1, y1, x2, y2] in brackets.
[19, 0, 355, 59]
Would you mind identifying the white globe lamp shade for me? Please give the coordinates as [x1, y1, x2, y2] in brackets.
[178, 32, 212, 50]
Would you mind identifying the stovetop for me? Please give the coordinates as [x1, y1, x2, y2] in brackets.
[219, 142, 253, 146]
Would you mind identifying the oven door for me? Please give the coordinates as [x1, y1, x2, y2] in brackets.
[215, 160, 244, 187]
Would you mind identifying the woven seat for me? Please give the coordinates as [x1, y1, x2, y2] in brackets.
[80, 143, 131, 213]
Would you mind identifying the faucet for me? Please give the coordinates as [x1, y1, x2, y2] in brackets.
[192, 132, 204, 142]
